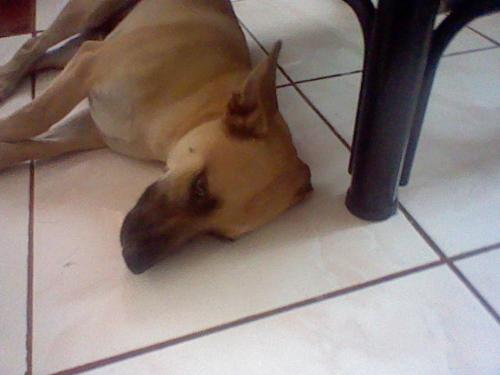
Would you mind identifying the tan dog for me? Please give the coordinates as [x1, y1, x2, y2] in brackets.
[0, 0, 312, 273]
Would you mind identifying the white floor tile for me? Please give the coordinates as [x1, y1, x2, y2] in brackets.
[435, 15, 495, 55]
[456, 250, 500, 313]
[36, 0, 69, 31]
[0, 34, 31, 65]
[444, 29, 495, 55]
[0, 35, 32, 375]
[400, 49, 500, 255]
[88, 267, 500, 375]
[31, 79, 436, 373]
[299, 72, 361, 144]
[300, 49, 500, 256]
[0, 166, 30, 375]
[470, 14, 500, 44]
[234, 0, 365, 82]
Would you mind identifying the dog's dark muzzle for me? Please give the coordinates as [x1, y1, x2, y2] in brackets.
[120, 181, 173, 274]
[121, 234, 170, 274]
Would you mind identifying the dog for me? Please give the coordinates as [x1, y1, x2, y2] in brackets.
[0, 0, 312, 274]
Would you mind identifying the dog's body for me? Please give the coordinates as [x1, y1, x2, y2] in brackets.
[1, 0, 250, 160]
[0, 0, 312, 273]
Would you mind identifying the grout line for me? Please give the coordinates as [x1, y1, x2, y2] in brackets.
[443, 45, 499, 58]
[467, 25, 500, 47]
[277, 70, 362, 88]
[25, 161, 35, 375]
[25, 76, 36, 375]
[50, 260, 444, 375]
[25, 28, 37, 375]
[399, 204, 500, 324]
[276, 83, 294, 89]
[398, 204, 446, 261]
[448, 262, 500, 323]
[289, 83, 352, 150]
[239, 22, 352, 151]
[450, 242, 500, 262]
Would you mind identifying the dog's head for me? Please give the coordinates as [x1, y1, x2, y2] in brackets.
[120, 42, 312, 274]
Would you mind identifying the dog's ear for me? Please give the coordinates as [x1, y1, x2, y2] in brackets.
[225, 41, 282, 138]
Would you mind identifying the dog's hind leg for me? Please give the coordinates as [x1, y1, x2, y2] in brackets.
[0, 41, 101, 142]
[0, 108, 105, 172]
[0, 0, 129, 102]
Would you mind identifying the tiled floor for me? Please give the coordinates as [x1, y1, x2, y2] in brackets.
[0, 1, 499, 374]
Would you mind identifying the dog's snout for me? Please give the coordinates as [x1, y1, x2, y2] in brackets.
[120, 181, 174, 274]
[121, 232, 173, 274]
[120, 207, 147, 247]
[120, 210, 162, 274]
[120, 182, 167, 244]
[122, 245, 158, 274]
[137, 181, 160, 206]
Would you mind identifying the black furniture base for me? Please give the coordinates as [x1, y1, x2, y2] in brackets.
[342, 0, 500, 221]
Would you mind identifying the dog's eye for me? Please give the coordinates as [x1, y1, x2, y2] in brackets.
[192, 172, 208, 198]
[190, 172, 218, 214]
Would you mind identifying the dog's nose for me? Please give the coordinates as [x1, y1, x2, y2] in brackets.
[120, 206, 166, 274]
[122, 245, 156, 274]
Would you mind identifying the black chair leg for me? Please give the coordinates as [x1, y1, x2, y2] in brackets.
[342, 0, 375, 44]
[400, 0, 500, 185]
[343, 0, 374, 176]
[345, 0, 440, 221]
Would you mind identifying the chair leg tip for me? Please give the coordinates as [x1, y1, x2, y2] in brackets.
[345, 189, 398, 221]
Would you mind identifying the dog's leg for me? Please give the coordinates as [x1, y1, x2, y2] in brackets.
[0, 0, 127, 102]
[0, 41, 101, 142]
[30, 29, 107, 72]
[0, 109, 105, 172]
